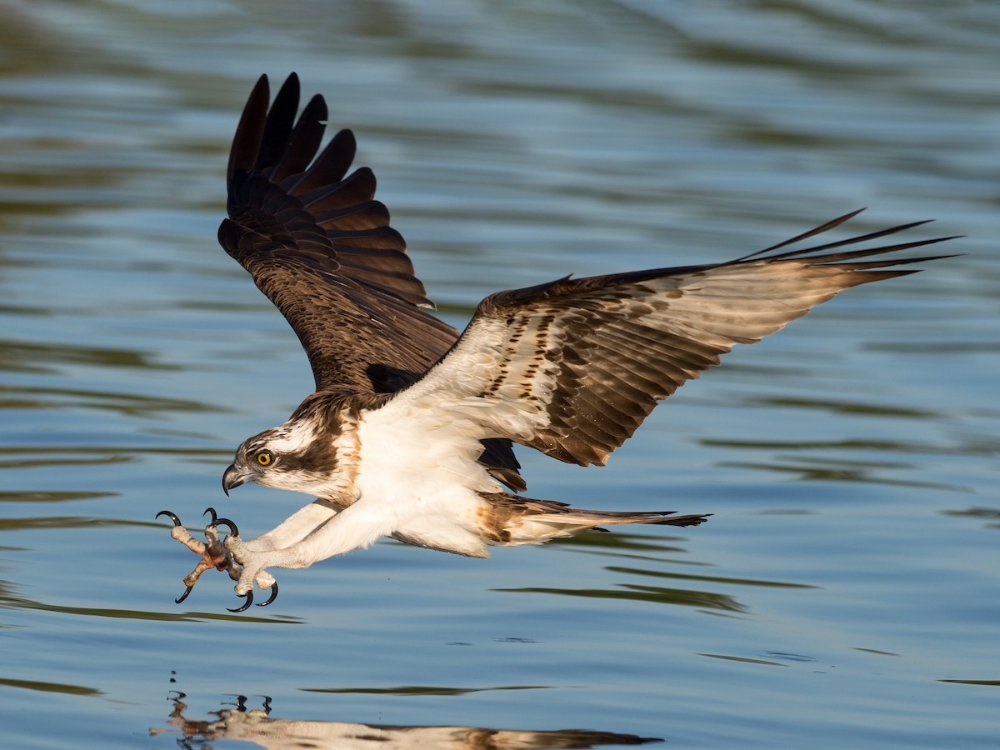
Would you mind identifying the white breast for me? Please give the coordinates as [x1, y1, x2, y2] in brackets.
[352, 402, 505, 557]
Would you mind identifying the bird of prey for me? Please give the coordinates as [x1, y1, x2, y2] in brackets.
[159, 73, 953, 611]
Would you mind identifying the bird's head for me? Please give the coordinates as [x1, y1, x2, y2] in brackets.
[222, 418, 339, 496]
[222, 428, 282, 495]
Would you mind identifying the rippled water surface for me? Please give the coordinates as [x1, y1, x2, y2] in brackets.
[1, 1, 998, 747]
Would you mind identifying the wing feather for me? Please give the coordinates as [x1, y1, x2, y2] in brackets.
[384, 214, 955, 466]
[221, 73, 454, 391]
[284, 128, 357, 194]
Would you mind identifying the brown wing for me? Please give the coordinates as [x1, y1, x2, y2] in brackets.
[388, 211, 955, 467]
[219, 73, 523, 490]
[219, 72, 457, 393]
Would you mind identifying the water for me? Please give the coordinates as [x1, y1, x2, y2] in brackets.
[1, 1, 997, 747]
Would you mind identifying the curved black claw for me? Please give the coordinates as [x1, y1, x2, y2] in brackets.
[256, 582, 278, 607]
[203, 507, 218, 524]
[227, 590, 253, 613]
[212, 517, 239, 537]
[175, 585, 194, 605]
[156, 510, 182, 526]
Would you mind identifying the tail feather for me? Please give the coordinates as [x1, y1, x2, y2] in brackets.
[481, 492, 710, 546]
[534, 509, 711, 528]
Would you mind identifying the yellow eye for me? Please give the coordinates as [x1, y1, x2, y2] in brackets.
[256, 451, 272, 466]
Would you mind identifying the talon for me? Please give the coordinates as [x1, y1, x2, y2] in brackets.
[175, 584, 194, 604]
[212, 517, 239, 537]
[227, 590, 253, 612]
[256, 581, 278, 607]
[156, 510, 182, 526]
[203, 507, 218, 524]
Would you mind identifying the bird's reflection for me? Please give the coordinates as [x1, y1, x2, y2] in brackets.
[151, 692, 661, 749]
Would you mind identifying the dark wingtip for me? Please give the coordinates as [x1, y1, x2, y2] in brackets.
[227, 74, 272, 194]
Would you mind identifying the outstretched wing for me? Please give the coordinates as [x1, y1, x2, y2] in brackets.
[384, 211, 955, 467]
[218, 72, 457, 393]
[219, 73, 524, 490]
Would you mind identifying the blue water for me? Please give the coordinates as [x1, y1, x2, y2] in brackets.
[1, 1, 997, 747]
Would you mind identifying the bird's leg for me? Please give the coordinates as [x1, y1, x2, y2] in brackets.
[161, 500, 343, 611]
[219, 500, 341, 590]
[224, 500, 391, 604]
[157, 509, 241, 604]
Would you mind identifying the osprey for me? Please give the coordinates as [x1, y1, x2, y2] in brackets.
[159, 73, 953, 612]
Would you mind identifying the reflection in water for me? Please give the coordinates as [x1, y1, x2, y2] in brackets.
[744, 396, 939, 420]
[941, 506, 1000, 530]
[701, 436, 989, 458]
[0, 675, 101, 697]
[0, 584, 295, 625]
[717, 455, 969, 491]
[497, 583, 746, 613]
[151, 693, 661, 749]
[502, 531, 750, 612]
[0, 489, 111, 504]
[302, 684, 550, 697]
[0, 382, 221, 418]
[603, 565, 816, 590]
[0, 338, 176, 374]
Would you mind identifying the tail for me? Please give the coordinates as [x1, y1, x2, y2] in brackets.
[482, 492, 710, 547]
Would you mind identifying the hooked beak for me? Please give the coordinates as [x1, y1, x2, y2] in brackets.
[222, 463, 256, 496]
